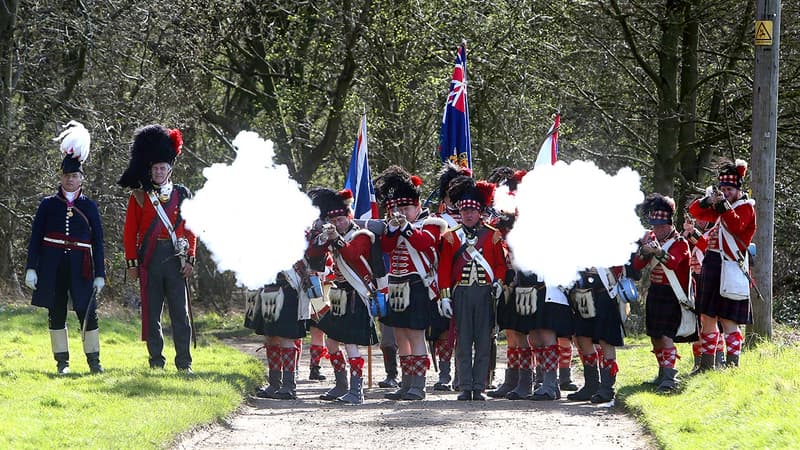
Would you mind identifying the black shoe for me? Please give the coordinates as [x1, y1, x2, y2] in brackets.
[89, 364, 104, 374]
[457, 390, 472, 401]
[178, 367, 194, 375]
[378, 377, 399, 388]
[433, 382, 452, 391]
[309, 366, 326, 381]
[472, 390, 486, 401]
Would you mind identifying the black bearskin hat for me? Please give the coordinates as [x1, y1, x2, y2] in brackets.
[717, 158, 748, 189]
[374, 165, 423, 209]
[437, 162, 472, 200]
[640, 193, 676, 225]
[448, 175, 495, 210]
[309, 187, 352, 219]
[117, 124, 183, 191]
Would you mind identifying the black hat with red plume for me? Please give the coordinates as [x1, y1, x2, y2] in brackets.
[437, 162, 472, 200]
[309, 187, 353, 219]
[375, 165, 423, 209]
[718, 159, 748, 189]
[117, 124, 183, 191]
[640, 193, 676, 225]
[449, 176, 495, 210]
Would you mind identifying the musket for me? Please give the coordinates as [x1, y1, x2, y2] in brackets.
[428, 339, 439, 372]
[734, 250, 766, 304]
[81, 287, 98, 341]
[185, 278, 197, 349]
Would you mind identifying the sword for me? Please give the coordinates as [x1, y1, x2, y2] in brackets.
[82, 287, 98, 341]
[185, 278, 197, 349]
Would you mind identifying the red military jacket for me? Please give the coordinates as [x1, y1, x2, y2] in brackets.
[688, 196, 756, 261]
[306, 223, 376, 292]
[381, 211, 447, 278]
[632, 230, 690, 290]
[437, 222, 507, 296]
[123, 187, 196, 267]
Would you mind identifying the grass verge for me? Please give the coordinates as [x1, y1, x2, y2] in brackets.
[616, 332, 800, 449]
[0, 304, 263, 450]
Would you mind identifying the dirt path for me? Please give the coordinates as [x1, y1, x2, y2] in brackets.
[175, 336, 655, 450]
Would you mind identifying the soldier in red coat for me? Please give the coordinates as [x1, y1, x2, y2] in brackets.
[633, 194, 692, 394]
[437, 176, 507, 401]
[119, 125, 197, 373]
[374, 166, 447, 401]
[688, 159, 756, 370]
[306, 188, 386, 404]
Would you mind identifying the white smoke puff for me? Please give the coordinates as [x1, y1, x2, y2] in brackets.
[182, 131, 319, 289]
[507, 160, 644, 286]
[493, 184, 516, 214]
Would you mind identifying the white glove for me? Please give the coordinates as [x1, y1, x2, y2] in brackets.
[493, 281, 504, 300]
[437, 297, 453, 319]
[25, 269, 38, 290]
[93, 277, 105, 295]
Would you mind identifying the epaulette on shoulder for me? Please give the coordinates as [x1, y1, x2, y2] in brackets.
[352, 228, 375, 244]
[491, 229, 503, 245]
[448, 224, 463, 233]
[423, 217, 448, 234]
[484, 223, 499, 232]
[132, 189, 145, 207]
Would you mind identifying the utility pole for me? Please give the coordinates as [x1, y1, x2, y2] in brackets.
[750, 0, 780, 342]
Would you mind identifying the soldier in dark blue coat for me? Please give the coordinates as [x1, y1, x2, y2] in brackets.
[25, 121, 106, 375]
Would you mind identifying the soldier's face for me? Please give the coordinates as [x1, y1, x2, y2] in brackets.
[60, 172, 83, 192]
[397, 204, 420, 222]
[720, 185, 741, 203]
[151, 163, 172, 186]
[329, 215, 351, 234]
[460, 207, 481, 227]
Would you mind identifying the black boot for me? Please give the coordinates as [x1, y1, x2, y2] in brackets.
[54, 352, 70, 375]
[256, 369, 282, 398]
[567, 364, 600, 401]
[529, 370, 560, 401]
[337, 374, 364, 405]
[506, 368, 533, 400]
[488, 368, 519, 398]
[643, 367, 664, 386]
[559, 367, 579, 391]
[401, 374, 426, 400]
[320, 370, 349, 401]
[50, 328, 70, 375]
[656, 368, 678, 394]
[726, 353, 739, 367]
[83, 329, 103, 374]
[590, 367, 616, 403]
[384, 373, 410, 400]
[433, 360, 452, 391]
[378, 346, 399, 388]
[689, 353, 715, 376]
[274, 370, 297, 400]
[86, 353, 104, 374]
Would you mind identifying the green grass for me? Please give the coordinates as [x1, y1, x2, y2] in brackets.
[617, 334, 800, 450]
[0, 304, 264, 450]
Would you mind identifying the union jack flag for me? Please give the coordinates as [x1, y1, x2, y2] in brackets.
[438, 41, 472, 170]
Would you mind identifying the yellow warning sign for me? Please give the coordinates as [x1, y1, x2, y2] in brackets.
[755, 20, 773, 46]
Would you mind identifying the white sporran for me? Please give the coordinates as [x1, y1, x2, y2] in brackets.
[388, 282, 411, 312]
[515, 286, 537, 316]
[571, 288, 596, 319]
[260, 287, 285, 323]
[328, 288, 348, 317]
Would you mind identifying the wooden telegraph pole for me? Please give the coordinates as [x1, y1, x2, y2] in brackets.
[750, 0, 780, 342]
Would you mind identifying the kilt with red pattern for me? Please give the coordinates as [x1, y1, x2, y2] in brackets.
[698, 251, 752, 324]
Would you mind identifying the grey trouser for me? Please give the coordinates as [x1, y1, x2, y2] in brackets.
[379, 322, 397, 349]
[146, 241, 192, 369]
[454, 283, 493, 391]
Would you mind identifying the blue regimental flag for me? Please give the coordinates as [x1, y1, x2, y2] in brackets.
[438, 41, 472, 170]
[344, 114, 379, 219]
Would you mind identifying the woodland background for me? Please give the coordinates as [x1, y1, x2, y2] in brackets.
[1, 1, 797, 326]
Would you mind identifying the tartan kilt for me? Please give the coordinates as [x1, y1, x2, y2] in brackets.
[497, 289, 535, 333]
[316, 288, 378, 346]
[573, 289, 624, 347]
[427, 312, 451, 340]
[263, 286, 307, 339]
[380, 276, 432, 330]
[698, 252, 752, 324]
[532, 298, 575, 338]
[645, 284, 694, 343]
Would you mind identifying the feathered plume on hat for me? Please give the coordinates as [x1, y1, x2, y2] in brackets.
[640, 193, 676, 225]
[53, 120, 91, 174]
[374, 165, 423, 209]
[487, 166, 527, 192]
[117, 124, 183, 191]
[309, 187, 352, 219]
[437, 162, 473, 200]
[718, 158, 748, 188]
[449, 175, 495, 210]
